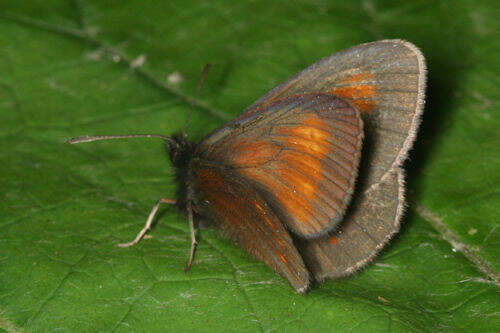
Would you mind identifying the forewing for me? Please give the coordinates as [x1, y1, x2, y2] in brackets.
[190, 159, 310, 293]
[196, 94, 363, 238]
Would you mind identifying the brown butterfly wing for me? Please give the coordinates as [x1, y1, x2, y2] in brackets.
[196, 94, 363, 238]
[235, 39, 426, 279]
[189, 159, 310, 292]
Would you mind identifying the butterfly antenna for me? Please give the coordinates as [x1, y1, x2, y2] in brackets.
[67, 134, 177, 147]
[183, 63, 211, 138]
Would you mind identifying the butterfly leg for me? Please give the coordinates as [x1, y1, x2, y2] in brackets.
[116, 198, 177, 248]
[184, 202, 197, 272]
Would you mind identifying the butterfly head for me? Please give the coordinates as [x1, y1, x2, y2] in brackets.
[167, 133, 196, 169]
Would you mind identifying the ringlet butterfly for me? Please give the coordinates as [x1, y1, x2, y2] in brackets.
[69, 39, 426, 293]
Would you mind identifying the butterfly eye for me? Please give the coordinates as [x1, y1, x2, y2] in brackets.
[169, 148, 178, 162]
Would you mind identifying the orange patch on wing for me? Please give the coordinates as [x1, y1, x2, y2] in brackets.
[276, 116, 329, 160]
[329, 236, 338, 244]
[330, 83, 376, 113]
[303, 113, 360, 138]
[274, 114, 329, 200]
[350, 99, 376, 113]
[280, 151, 321, 182]
[280, 150, 350, 193]
[276, 165, 317, 200]
[276, 118, 353, 171]
[246, 114, 333, 232]
[239, 167, 319, 229]
[230, 139, 280, 167]
[331, 85, 375, 99]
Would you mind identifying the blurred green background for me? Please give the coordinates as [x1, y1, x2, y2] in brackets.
[1, 0, 498, 331]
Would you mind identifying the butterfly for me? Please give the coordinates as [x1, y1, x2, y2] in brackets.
[69, 39, 426, 293]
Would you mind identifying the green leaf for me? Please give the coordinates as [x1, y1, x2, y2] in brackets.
[1, 0, 498, 331]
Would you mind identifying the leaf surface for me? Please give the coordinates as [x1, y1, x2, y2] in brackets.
[1, 1, 498, 331]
